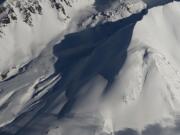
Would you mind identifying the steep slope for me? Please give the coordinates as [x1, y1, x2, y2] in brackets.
[46, 1, 180, 135]
[0, 0, 146, 131]
[0, 0, 96, 81]
[0, 1, 180, 135]
[0, 0, 146, 81]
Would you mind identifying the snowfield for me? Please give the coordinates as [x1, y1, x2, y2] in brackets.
[0, 0, 180, 135]
[47, 1, 180, 134]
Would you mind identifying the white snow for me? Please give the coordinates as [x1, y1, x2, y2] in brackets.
[0, 1, 67, 78]
[1, 0, 180, 135]
[47, 1, 180, 134]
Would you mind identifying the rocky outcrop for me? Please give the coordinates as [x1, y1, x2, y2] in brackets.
[0, 0, 73, 27]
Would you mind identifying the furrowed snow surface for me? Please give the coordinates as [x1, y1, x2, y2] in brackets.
[0, 0, 180, 135]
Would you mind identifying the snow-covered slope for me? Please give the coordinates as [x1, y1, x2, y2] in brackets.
[0, 0, 146, 130]
[0, 0, 180, 135]
[0, 0, 95, 81]
[46, 2, 180, 134]
[0, 0, 146, 81]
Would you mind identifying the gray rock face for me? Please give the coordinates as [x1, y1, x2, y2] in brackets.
[0, 0, 72, 27]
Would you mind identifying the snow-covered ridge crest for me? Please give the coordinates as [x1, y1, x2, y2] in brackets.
[79, 0, 146, 27]
[100, 47, 180, 133]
